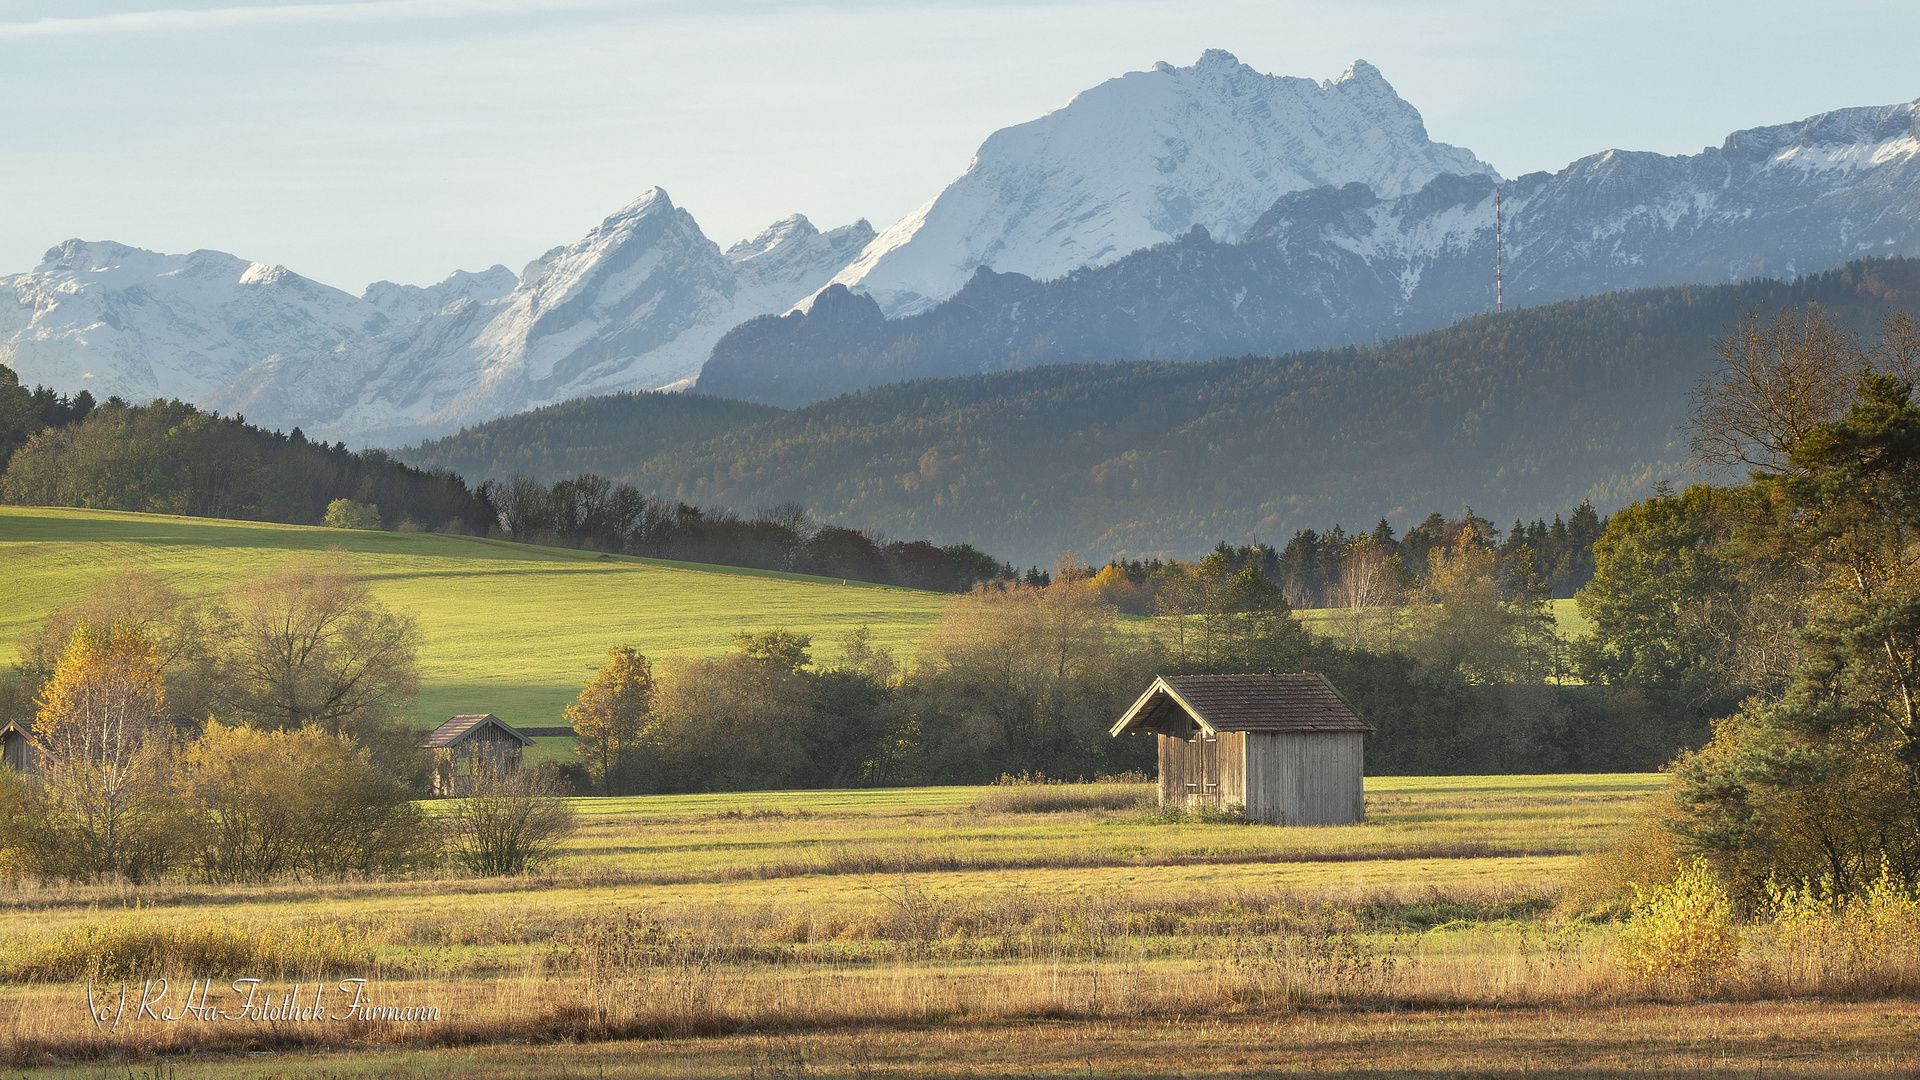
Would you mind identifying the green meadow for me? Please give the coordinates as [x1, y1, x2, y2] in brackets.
[1294, 597, 1592, 642]
[0, 507, 952, 740]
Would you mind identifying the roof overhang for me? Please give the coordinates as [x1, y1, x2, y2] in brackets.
[1110, 676, 1215, 738]
[420, 714, 535, 749]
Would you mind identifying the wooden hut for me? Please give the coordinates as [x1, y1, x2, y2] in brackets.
[420, 714, 534, 796]
[1, 719, 34, 775]
[1110, 673, 1369, 825]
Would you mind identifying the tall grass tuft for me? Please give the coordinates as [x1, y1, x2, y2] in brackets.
[2, 914, 373, 982]
[972, 781, 1151, 815]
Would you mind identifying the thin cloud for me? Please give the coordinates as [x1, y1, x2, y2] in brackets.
[0, 0, 630, 39]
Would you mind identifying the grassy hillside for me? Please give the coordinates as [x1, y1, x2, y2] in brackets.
[0, 507, 951, 738]
[394, 259, 1920, 567]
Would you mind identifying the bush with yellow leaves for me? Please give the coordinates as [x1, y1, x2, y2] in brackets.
[1761, 861, 1920, 995]
[1615, 859, 1740, 995]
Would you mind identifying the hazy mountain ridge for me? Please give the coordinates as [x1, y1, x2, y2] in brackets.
[407, 259, 1920, 567]
[699, 100, 1920, 406]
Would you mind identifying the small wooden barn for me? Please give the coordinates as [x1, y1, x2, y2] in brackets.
[2, 719, 34, 774]
[420, 713, 534, 796]
[1110, 673, 1369, 825]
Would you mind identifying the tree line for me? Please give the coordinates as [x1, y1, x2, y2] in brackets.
[1080, 499, 1603, 621]
[0, 558, 575, 883]
[0, 373, 1013, 593]
[1571, 308, 1920, 906]
[485, 474, 1012, 592]
[561, 533, 1698, 798]
[0, 378, 493, 532]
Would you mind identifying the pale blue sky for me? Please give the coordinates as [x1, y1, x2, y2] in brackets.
[3, 0, 1915, 291]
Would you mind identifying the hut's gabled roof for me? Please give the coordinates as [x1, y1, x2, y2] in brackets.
[1110, 673, 1370, 737]
[419, 713, 534, 749]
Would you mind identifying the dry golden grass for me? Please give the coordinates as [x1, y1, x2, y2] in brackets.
[8, 774, 1917, 1075]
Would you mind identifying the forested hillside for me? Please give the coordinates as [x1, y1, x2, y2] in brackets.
[396, 259, 1920, 566]
[0, 377, 494, 532]
[397, 388, 782, 482]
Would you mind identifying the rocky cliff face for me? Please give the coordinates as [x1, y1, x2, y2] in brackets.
[698, 100, 1920, 407]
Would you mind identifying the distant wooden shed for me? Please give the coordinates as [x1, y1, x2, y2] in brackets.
[2, 719, 34, 775]
[420, 714, 534, 796]
[1110, 673, 1369, 825]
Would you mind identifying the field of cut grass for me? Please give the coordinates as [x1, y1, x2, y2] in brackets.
[0, 507, 952, 735]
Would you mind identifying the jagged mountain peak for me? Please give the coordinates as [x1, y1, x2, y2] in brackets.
[1334, 58, 1386, 85]
[1, 186, 870, 445]
[726, 214, 821, 262]
[829, 51, 1497, 316]
[362, 265, 518, 322]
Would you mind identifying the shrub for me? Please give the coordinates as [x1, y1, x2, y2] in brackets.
[1615, 859, 1740, 994]
[324, 498, 382, 530]
[443, 763, 577, 876]
[176, 722, 435, 882]
[1762, 861, 1920, 993]
[1562, 806, 1682, 918]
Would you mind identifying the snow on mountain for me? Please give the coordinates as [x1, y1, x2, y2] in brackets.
[700, 99, 1920, 407]
[358, 189, 873, 445]
[2, 192, 873, 444]
[829, 50, 1497, 316]
[363, 265, 517, 324]
[0, 240, 380, 411]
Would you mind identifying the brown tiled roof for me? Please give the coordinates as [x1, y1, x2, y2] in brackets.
[1110, 673, 1369, 736]
[419, 713, 534, 749]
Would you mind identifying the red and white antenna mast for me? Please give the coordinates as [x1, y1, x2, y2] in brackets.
[1494, 186, 1505, 314]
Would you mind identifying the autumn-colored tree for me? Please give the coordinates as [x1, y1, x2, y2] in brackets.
[1405, 528, 1555, 683]
[175, 721, 432, 882]
[908, 579, 1144, 781]
[19, 565, 201, 715]
[1689, 306, 1867, 473]
[565, 645, 656, 795]
[197, 554, 420, 766]
[1327, 536, 1406, 652]
[32, 620, 181, 879]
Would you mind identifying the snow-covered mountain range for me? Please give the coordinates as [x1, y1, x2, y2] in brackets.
[4, 49, 1918, 441]
[829, 50, 1496, 316]
[1, 190, 871, 444]
[697, 97, 1920, 406]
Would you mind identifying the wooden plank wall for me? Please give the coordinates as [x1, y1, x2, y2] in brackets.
[1157, 732, 1244, 810]
[1244, 731, 1365, 825]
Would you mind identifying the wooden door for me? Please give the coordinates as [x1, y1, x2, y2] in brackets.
[1198, 733, 1221, 807]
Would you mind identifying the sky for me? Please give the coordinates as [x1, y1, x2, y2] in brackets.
[3, 0, 1917, 292]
